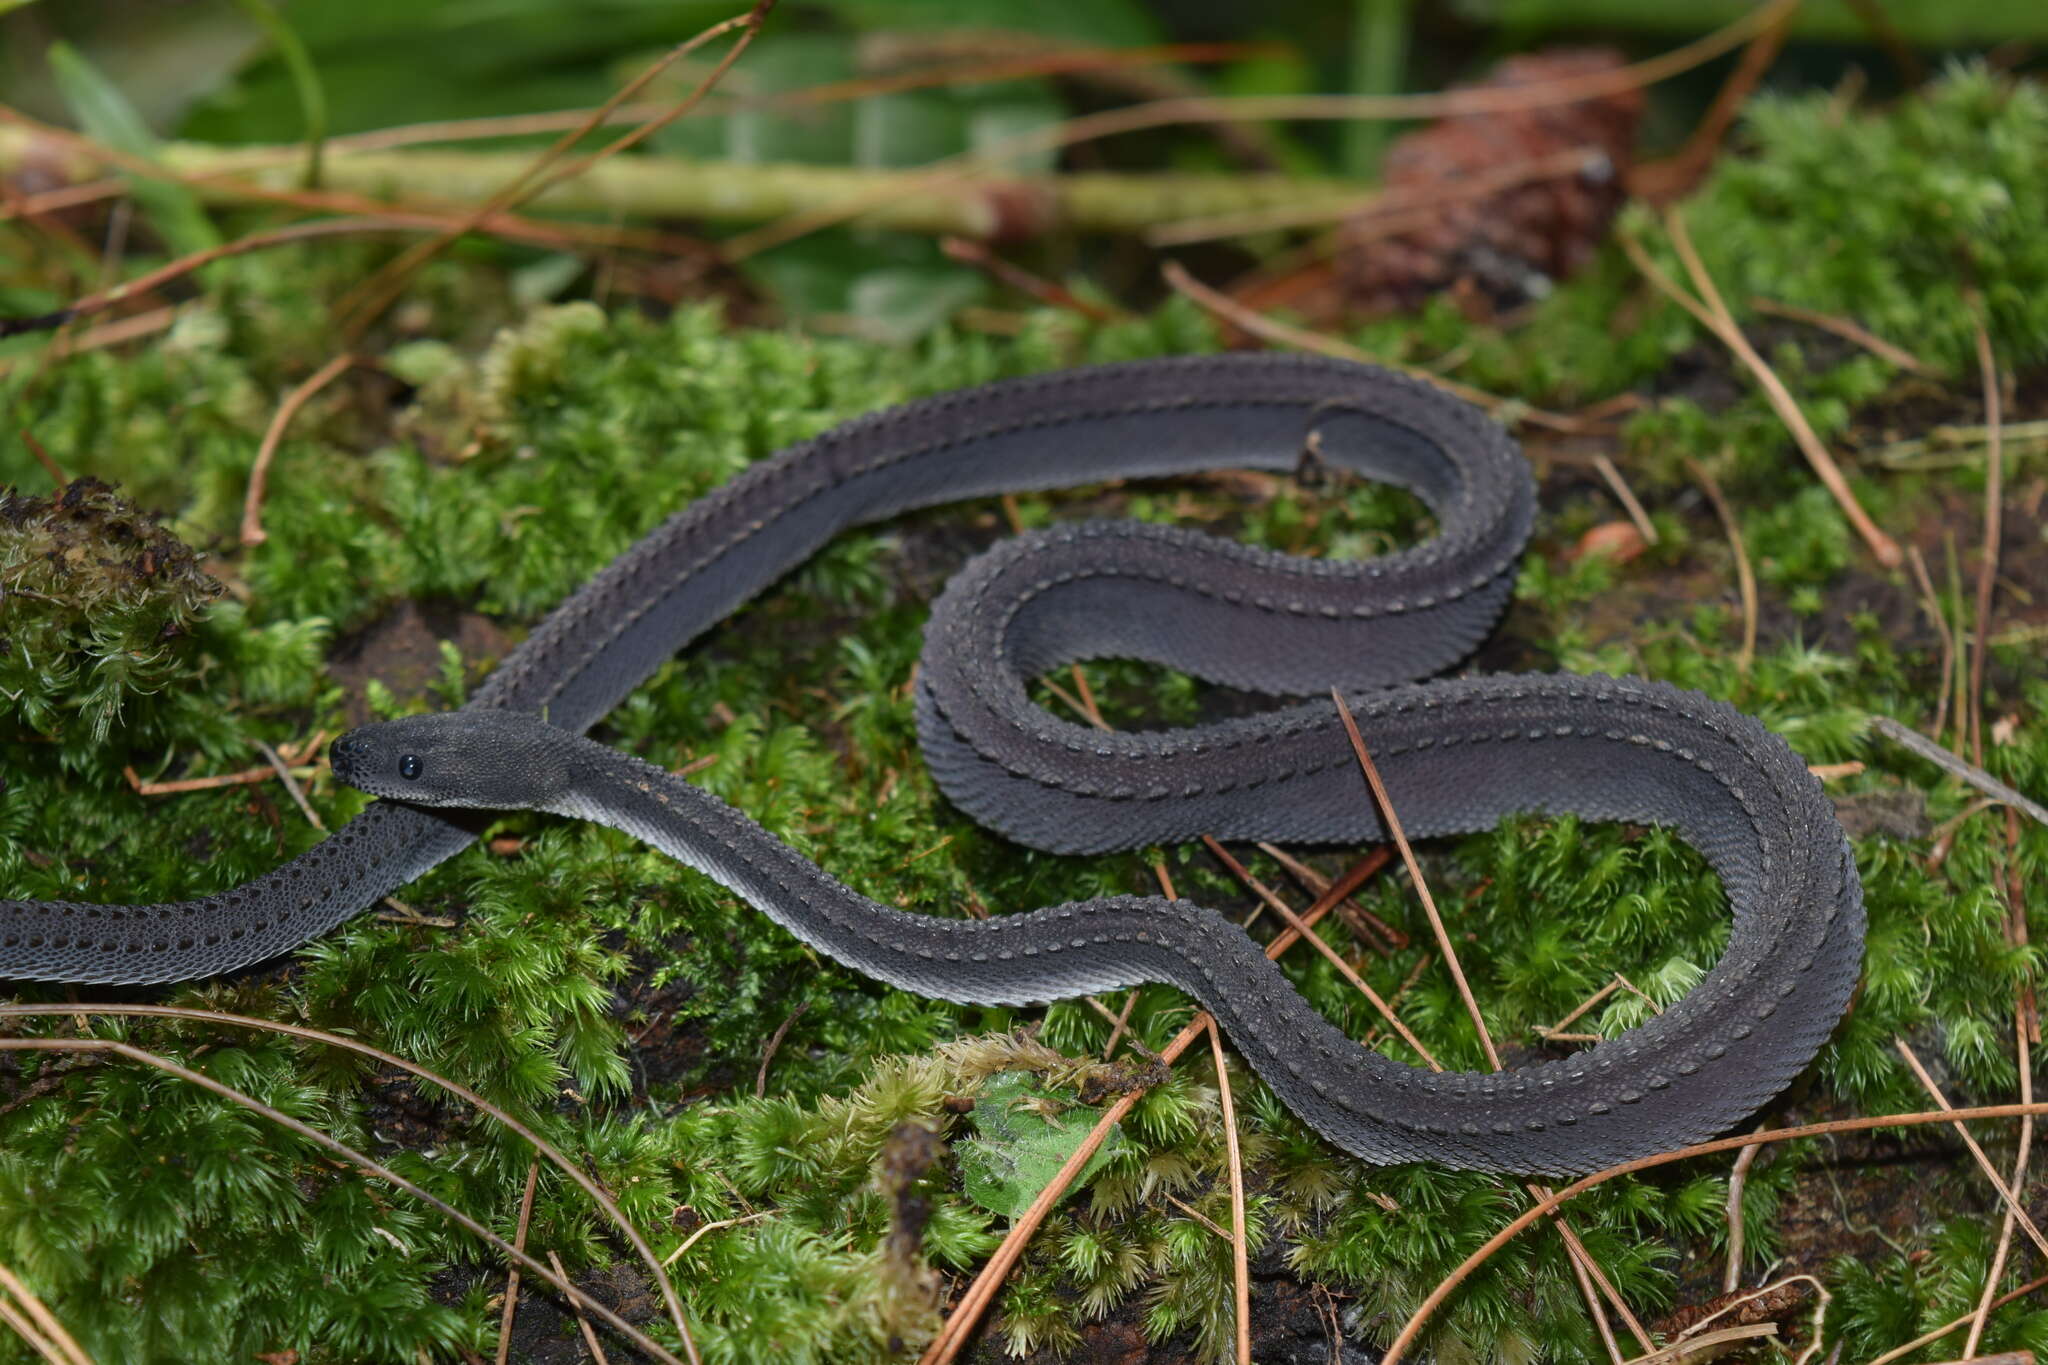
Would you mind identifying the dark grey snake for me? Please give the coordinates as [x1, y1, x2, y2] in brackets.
[2, 355, 1863, 1177]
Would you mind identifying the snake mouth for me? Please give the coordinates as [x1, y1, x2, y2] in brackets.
[327, 732, 376, 788]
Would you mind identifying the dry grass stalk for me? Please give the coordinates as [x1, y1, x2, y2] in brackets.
[1892, 1040, 2048, 1258]
[1207, 1020, 1253, 1365]
[1684, 456, 1758, 675]
[1386, 1101, 2048, 1365]
[0, 1261, 93, 1365]
[241, 353, 362, 547]
[1749, 296, 1929, 375]
[494, 1162, 542, 1365]
[1329, 693, 1651, 1352]
[1619, 217, 1901, 568]
[549, 1249, 613, 1365]
[1968, 315, 2005, 770]
[1160, 260, 1587, 434]
[335, 2, 771, 335]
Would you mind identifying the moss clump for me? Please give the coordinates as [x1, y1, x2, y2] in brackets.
[0, 477, 220, 746]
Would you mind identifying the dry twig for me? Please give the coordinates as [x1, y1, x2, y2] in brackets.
[1161, 261, 1587, 434]
[1748, 297, 1929, 375]
[1208, 1021, 1253, 1365]
[0, 1261, 93, 1365]
[1620, 215, 1901, 568]
[1685, 456, 1757, 675]
[241, 353, 363, 547]
[1892, 1039, 2048, 1259]
[1969, 315, 2004, 770]
[494, 1162, 542, 1365]
[1330, 692, 1651, 1353]
[1870, 715, 2048, 829]
[726, 0, 1798, 260]
[1385, 1101, 2048, 1365]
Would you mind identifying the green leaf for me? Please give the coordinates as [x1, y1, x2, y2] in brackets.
[954, 1072, 1129, 1220]
[46, 40, 220, 256]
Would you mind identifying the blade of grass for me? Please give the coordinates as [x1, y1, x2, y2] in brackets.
[227, 0, 327, 187]
[44, 41, 218, 256]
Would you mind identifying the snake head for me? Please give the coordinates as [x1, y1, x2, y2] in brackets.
[329, 711, 576, 811]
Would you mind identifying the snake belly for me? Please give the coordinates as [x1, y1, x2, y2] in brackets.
[0, 354, 1864, 1176]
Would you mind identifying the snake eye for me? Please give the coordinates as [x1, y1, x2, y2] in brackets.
[399, 754, 423, 780]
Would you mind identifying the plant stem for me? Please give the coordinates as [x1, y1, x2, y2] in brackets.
[0, 127, 1373, 243]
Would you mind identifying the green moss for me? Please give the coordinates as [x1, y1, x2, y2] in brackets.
[2, 69, 2047, 1365]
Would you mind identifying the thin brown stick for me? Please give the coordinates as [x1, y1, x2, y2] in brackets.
[0, 220, 449, 340]
[1328, 692, 1650, 1351]
[1160, 261, 1587, 435]
[0, 1261, 93, 1365]
[1749, 297, 1929, 375]
[1868, 1275, 2048, 1365]
[1566, 1234, 1627, 1365]
[16, 430, 65, 486]
[1629, 1323, 1778, 1363]
[726, 0, 1797, 260]
[1256, 842, 1407, 951]
[335, 4, 771, 336]
[1208, 1021, 1253, 1365]
[0, 308, 177, 381]
[920, 853, 1390, 1365]
[0, 1038, 679, 1365]
[1895, 1040, 2046, 1259]
[0, 1296, 68, 1365]
[1722, 1129, 1766, 1293]
[755, 1001, 811, 1097]
[1969, 316, 2004, 770]
[241, 353, 360, 547]
[1592, 454, 1659, 547]
[1631, 1, 1791, 205]
[1543, 978, 1625, 1042]
[661, 1211, 771, 1269]
[122, 731, 324, 796]
[1907, 546, 1959, 752]
[1685, 456, 1757, 674]
[1967, 812, 2035, 1358]
[0, 1003, 696, 1360]
[254, 737, 325, 830]
[1870, 715, 2048, 829]
[1641, 212, 1901, 567]
[1102, 989, 1141, 1060]
[1966, 1016, 2033, 1357]
[1330, 691, 1498, 1070]
[1386, 1101, 2048, 1365]
[940, 237, 1125, 322]
[549, 1250, 612, 1365]
[1200, 838, 1437, 1066]
[494, 1161, 542, 1365]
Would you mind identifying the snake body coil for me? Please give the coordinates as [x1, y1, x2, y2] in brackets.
[2, 355, 1863, 1176]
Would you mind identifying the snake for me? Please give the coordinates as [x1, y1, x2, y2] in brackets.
[1, 354, 1863, 1177]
